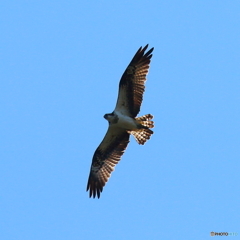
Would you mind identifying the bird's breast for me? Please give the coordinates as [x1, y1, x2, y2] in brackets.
[115, 112, 137, 130]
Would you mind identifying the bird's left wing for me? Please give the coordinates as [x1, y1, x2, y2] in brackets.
[86, 125, 130, 198]
[115, 45, 154, 117]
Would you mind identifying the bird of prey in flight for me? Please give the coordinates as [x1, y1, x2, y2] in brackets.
[87, 45, 154, 198]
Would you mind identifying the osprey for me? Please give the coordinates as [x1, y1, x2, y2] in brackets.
[87, 45, 154, 198]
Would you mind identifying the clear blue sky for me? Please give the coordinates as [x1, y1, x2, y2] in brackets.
[1, 1, 239, 239]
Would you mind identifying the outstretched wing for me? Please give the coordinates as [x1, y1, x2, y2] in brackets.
[86, 125, 130, 198]
[115, 44, 154, 117]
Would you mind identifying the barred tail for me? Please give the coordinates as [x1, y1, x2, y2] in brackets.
[130, 114, 154, 145]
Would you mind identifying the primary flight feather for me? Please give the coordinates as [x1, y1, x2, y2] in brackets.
[86, 45, 154, 198]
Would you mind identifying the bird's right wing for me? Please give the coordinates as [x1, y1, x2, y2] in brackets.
[86, 125, 130, 198]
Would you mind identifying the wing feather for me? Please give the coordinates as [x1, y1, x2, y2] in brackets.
[86, 125, 130, 198]
[115, 45, 154, 117]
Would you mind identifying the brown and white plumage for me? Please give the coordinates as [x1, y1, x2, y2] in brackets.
[87, 45, 154, 198]
[115, 44, 154, 117]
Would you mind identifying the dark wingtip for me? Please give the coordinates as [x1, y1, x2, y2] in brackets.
[141, 44, 154, 52]
[142, 44, 149, 51]
[135, 44, 154, 61]
[86, 178, 103, 199]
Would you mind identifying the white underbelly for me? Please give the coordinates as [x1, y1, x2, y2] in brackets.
[116, 112, 137, 130]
